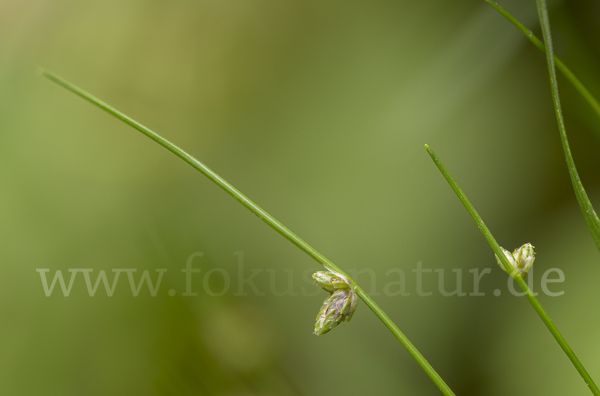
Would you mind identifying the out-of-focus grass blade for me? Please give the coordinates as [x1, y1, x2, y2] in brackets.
[532, 0, 600, 253]
[486, 0, 600, 121]
[486, 1, 600, 253]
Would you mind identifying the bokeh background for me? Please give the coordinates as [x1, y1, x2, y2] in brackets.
[2, 0, 600, 394]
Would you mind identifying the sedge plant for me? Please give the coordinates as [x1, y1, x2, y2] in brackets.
[425, 144, 600, 395]
[40, 69, 456, 396]
[423, 3, 600, 393]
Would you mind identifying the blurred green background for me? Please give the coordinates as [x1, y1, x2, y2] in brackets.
[2, 0, 600, 394]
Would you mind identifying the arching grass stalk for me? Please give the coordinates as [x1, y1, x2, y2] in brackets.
[534, 0, 600, 252]
[40, 69, 456, 396]
[487, 0, 600, 253]
[491, 0, 600, 254]
[485, 0, 600, 122]
[425, 144, 600, 395]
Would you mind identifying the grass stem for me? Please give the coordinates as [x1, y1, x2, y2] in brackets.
[485, 0, 600, 121]
[40, 69, 456, 396]
[534, 0, 600, 252]
[486, 0, 600, 253]
[425, 144, 600, 395]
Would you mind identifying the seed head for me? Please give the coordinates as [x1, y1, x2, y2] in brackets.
[312, 271, 349, 293]
[314, 289, 358, 336]
[513, 243, 535, 277]
[495, 243, 536, 278]
[496, 246, 518, 274]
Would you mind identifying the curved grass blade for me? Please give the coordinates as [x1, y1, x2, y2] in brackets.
[534, 0, 600, 253]
[486, 0, 600, 252]
[40, 69, 456, 396]
[485, 0, 600, 121]
[425, 144, 600, 395]
[485, 0, 600, 251]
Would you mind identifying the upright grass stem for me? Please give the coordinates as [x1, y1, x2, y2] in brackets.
[425, 144, 600, 395]
[485, 0, 600, 121]
[40, 69, 456, 396]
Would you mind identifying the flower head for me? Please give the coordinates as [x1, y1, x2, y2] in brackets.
[495, 246, 518, 274]
[312, 270, 358, 336]
[314, 289, 358, 336]
[312, 271, 349, 293]
[495, 243, 536, 278]
[513, 243, 535, 277]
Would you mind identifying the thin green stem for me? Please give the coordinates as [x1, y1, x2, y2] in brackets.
[354, 287, 453, 396]
[487, 0, 600, 253]
[425, 144, 600, 395]
[485, 0, 600, 121]
[40, 69, 456, 396]
[535, 0, 600, 251]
